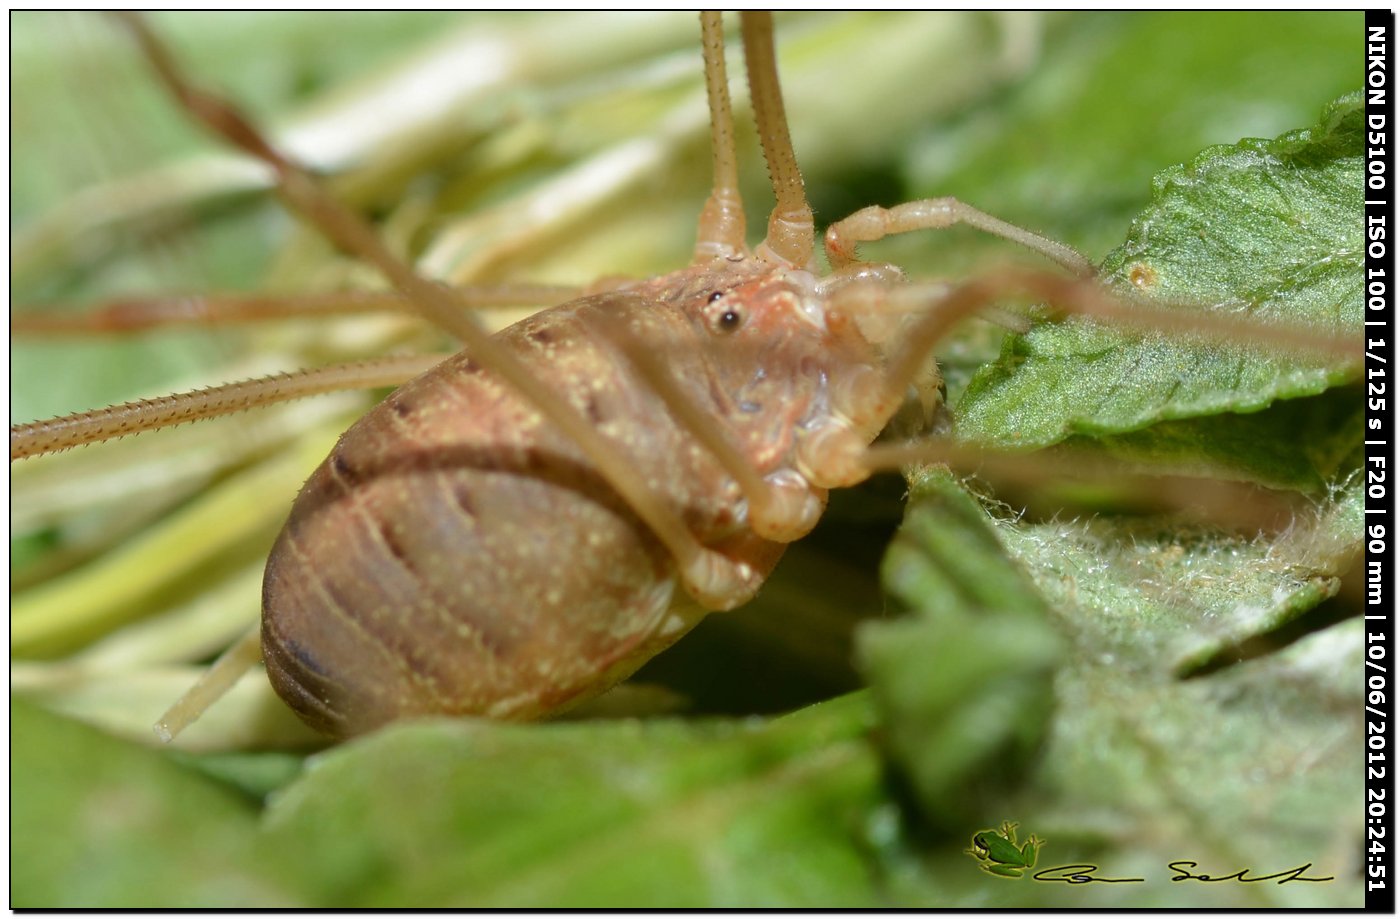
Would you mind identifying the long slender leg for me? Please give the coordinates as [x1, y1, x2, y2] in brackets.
[797, 269, 1363, 488]
[825, 198, 1094, 276]
[152, 623, 263, 743]
[873, 272, 1362, 400]
[856, 437, 1302, 534]
[112, 13, 750, 610]
[693, 12, 747, 261]
[10, 353, 445, 460]
[13, 283, 581, 335]
[739, 11, 814, 269]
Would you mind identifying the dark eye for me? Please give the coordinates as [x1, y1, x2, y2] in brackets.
[718, 309, 743, 332]
[707, 291, 724, 303]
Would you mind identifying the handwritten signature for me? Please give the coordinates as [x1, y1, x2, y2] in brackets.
[1029, 862, 1334, 885]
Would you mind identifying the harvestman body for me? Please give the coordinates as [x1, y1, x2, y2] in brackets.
[11, 14, 1351, 739]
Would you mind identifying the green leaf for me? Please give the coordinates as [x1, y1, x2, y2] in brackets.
[172, 749, 308, 802]
[1071, 383, 1365, 493]
[264, 694, 885, 907]
[858, 469, 1065, 828]
[904, 11, 1362, 263]
[956, 93, 1362, 471]
[11, 698, 306, 907]
[865, 468, 1363, 907]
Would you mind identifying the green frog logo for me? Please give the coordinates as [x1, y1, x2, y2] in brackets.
[967, 821, 1042, 878]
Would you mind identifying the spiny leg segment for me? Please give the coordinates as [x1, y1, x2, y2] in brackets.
[739, 11, 814, 268]
[694, 11, 746, 260]
[10, 353, 444, 461]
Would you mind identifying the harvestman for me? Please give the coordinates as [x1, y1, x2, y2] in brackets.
[10, 13, 1357, 739]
